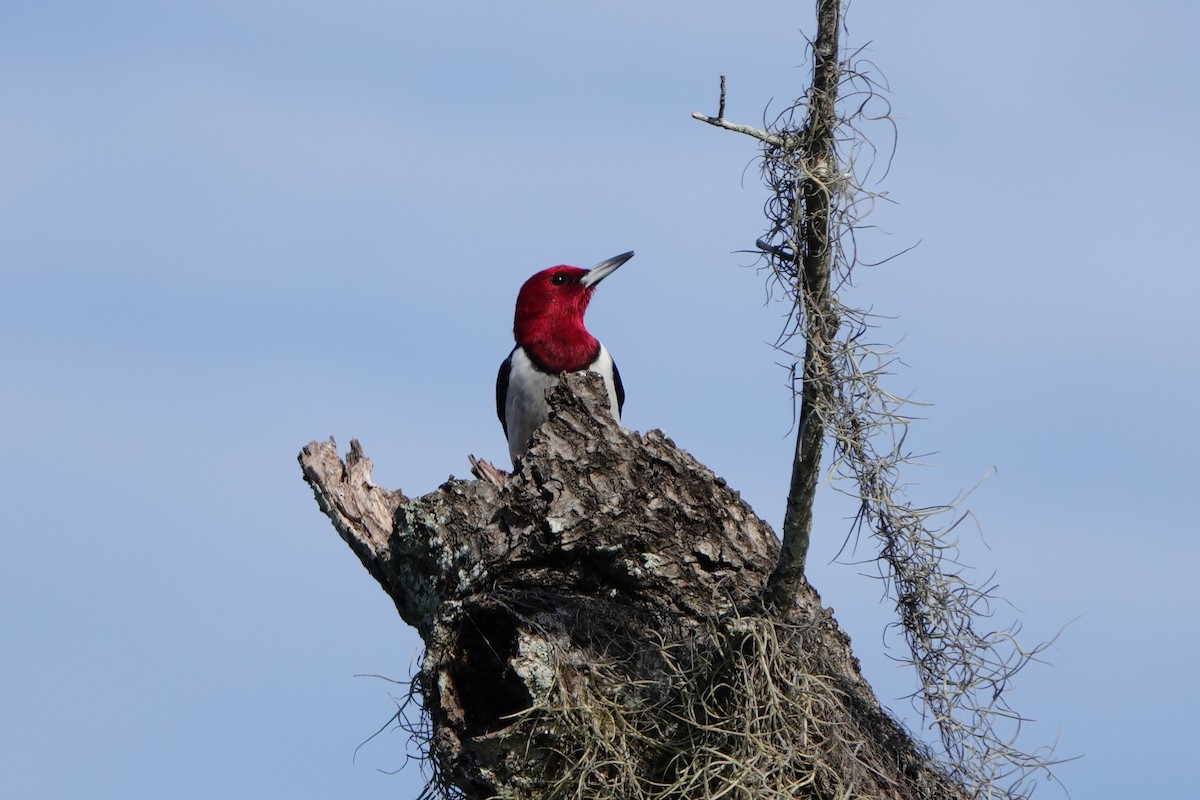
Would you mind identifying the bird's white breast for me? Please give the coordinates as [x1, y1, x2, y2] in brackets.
[504, 345, 621, 463]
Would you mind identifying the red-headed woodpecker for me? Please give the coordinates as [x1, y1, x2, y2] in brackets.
[496, 251, 634, 464]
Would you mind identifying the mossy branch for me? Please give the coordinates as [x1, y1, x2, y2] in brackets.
[691, 1, 1064, 795]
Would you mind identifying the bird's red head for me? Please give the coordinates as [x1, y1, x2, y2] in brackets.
[512, 251, 633, 373]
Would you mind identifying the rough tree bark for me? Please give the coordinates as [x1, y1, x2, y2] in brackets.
[299, 373, 966, 799]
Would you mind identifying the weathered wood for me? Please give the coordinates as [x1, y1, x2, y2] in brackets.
[299, 372, 965, 799]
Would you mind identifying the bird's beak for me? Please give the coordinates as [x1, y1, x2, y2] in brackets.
[580, 251, 635, 288]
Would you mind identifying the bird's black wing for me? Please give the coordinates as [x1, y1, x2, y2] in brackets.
[495, 348, 515, 437]
[612, 358, 626, 417]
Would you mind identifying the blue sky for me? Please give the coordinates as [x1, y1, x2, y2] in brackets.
[3, 1, 1197, 797]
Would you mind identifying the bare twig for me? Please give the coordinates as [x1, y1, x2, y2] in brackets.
[690, 111, 784, 147]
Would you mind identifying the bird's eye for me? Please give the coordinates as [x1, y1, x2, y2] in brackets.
[550, 273, 569, 286]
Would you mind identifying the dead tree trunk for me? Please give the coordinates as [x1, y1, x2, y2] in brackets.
[299, 373, 965, 799]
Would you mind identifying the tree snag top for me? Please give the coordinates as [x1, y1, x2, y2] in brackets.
[299, 372, 968, 798]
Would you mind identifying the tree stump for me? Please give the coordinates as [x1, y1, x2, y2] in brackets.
[299, 372, 965, 799]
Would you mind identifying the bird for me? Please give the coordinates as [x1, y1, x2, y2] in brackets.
[496, 251, 634, 465]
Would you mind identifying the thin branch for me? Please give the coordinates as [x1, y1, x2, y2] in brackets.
[765, 0, 842, 614]
[691, 112, 784, 147]
[691, 0, 1063, 793]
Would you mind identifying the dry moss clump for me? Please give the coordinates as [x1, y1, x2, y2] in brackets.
[424, 596, 961, 800]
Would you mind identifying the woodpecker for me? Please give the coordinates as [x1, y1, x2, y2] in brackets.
[496, 251, 634, 464]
